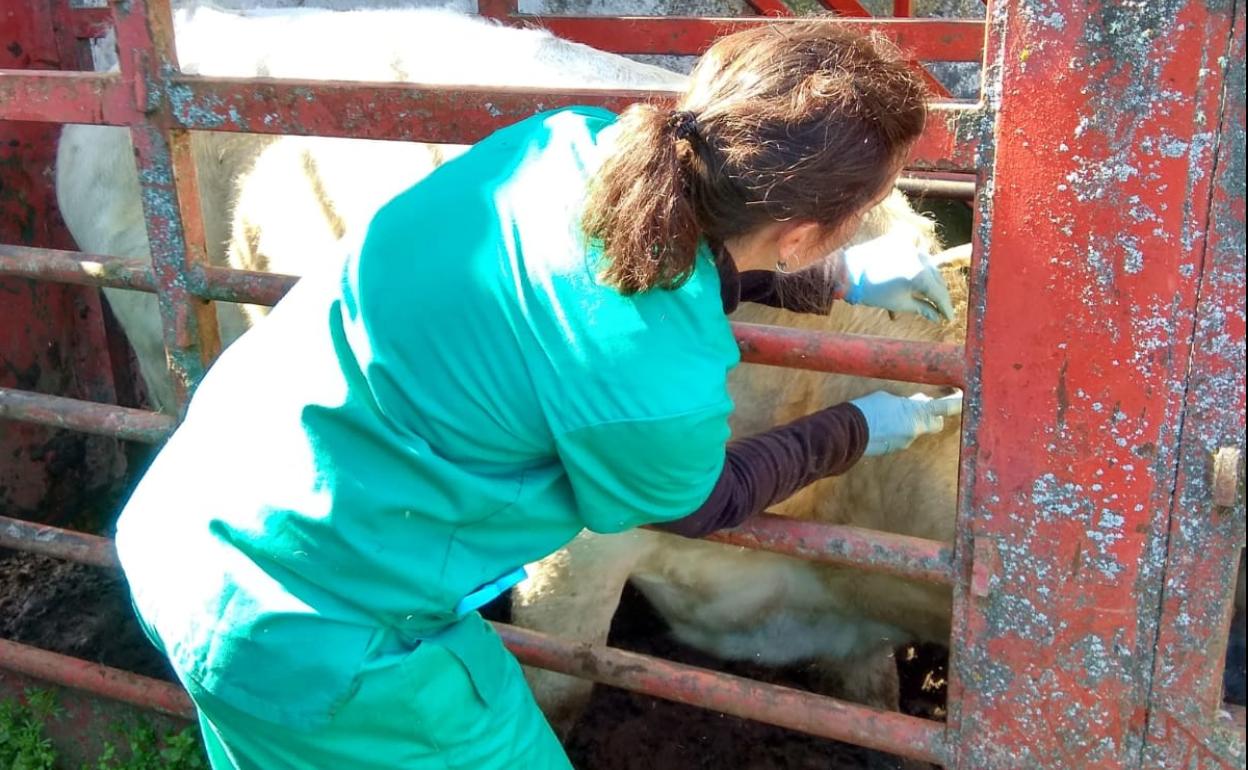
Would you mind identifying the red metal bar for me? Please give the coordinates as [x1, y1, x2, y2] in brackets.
[0, 245, 157, 292]
[1142, 3, 1247, 766]
[0, 639, 195, 721]
[168, 75, 980, 170]
[0, 387, 174, 443]
[0, 513, 949, 761]
[745, 0, 795, 17]
[522, 16, 982, 60]
[0, 413, 952, 588]
[112, 0, 221, 410]
[0, 514, 120, 569]
[734, 323, 965, 387]
[194, 265, 297, 305]
[495, 623, 950, 766]
[817, 1, 872, 18]
[0, 244, 301, 304]
[0, 69, 979, 170]
[164, 75, 674, 139]
[893, 0, 913, 17]
[0, 70, 132, 124]
[0, 249, 965, 389]
[702, 513, 954, 584]
[946, 1, 1245, 768]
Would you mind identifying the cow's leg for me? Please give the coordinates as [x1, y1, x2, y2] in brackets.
[510, 530, 651, 737]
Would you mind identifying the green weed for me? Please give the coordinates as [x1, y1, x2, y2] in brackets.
[0, 689, 206, 770]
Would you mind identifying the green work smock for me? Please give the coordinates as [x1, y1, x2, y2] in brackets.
[114, 106, 740, 761]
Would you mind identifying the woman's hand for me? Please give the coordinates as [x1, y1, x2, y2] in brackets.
[840, 233, 955, 323]
[849, 390, 964, 457]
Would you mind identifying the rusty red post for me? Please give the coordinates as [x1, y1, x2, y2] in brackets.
[1143, 3, 1247, 765]
[111, 0, 221, 410]
[947, 1, 1246, 768]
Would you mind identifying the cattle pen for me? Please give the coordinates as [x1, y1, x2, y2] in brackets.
[0, 1, 1244, 768]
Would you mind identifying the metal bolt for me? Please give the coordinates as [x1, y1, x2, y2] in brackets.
[1212, 446, 1241, 509]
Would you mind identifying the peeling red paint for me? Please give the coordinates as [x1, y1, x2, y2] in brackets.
[949, 1, 1246, 768]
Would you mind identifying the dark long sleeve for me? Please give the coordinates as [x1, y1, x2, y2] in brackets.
[738, 264, 843, 315]
[653, 403, 868, 538]
[715, 244, 844, 316]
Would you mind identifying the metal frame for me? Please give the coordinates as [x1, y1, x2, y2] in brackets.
[0, 0, 1244, 767]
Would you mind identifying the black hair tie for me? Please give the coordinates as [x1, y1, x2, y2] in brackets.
[667, 110, 699, 141]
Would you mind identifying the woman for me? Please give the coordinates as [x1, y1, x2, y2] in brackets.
[115, 20, 961, 770]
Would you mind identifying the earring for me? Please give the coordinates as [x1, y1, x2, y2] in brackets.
[775, 259, 791, 274]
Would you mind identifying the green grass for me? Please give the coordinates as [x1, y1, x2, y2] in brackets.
[0, 690, 207, 770]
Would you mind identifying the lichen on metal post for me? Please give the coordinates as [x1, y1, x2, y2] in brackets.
[110, 0, 221, 411]
[948, 1, 1245, 767]
[1143, 2, 1247, 764]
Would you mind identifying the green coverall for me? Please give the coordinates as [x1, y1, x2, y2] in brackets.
[114, 106, 740, 769]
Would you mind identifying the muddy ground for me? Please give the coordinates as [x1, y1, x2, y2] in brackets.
[1, 547, 953, 769]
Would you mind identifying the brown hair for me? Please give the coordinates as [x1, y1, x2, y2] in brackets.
[583, 21, 928, 294]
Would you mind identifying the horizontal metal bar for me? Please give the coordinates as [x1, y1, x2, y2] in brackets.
[57, 5, 981, 61]
[0, 387, 174, 443]
[167, 76, 978, 171]
[0, 70, 132, 125]
[496, 622, 950, 765]
[166, 75, 673, 140]
[0, 515, 119, 570]
[0, 582, 948, 765]
[896, 173, 976, 199]
[0, 68, 980, 170]
[0, 245, 157, 292]
[2, 247, 965, 387]
[0, 246, 296, 304]
[523, 16, 983, 61]
[735, 323, 966, 387]
[0, 638, 195, 721]
[702, 513, 955, 584]
[0, 516, 949, 760]
[0, 475, 949, 595]
[194, 265, 296, 305]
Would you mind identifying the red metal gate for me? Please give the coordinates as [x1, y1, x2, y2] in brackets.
[1, 1, 1244, 767]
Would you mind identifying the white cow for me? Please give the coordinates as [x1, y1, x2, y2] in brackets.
[57, 2, 965, 739]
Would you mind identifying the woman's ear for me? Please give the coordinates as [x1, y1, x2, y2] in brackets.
[776, 220, 829, 268]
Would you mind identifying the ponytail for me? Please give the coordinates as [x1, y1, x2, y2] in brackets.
[583, 104, 702, 295]
[586, 22, 928, 295]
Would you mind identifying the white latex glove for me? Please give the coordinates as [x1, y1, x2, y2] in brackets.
[840, 233, 955, 323]
[850, 390, 964, 457]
